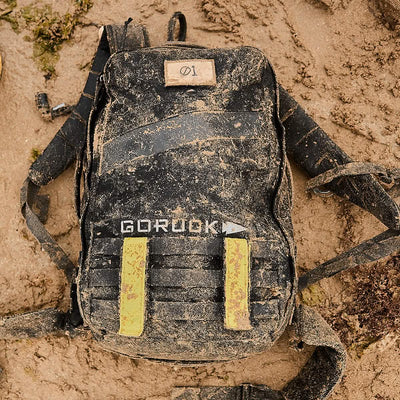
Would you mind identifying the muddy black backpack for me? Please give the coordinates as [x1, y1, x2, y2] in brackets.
[18, 13, 400, 400]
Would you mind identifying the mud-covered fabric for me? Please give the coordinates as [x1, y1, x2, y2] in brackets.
[0, 309, 65, 339]
[79, 46, 297, 361]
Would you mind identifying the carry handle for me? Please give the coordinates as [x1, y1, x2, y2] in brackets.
[167, 12, 187, 42]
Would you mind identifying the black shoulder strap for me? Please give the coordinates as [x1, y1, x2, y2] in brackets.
[278, 85, 400, 289]
[172, 305, 346, 400]
[279, 84, 400, 231]
[28, 29, 111, 187]
[21, 22, 150, 282]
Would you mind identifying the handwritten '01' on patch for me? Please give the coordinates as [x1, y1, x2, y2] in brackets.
[164, 59, 217, 87]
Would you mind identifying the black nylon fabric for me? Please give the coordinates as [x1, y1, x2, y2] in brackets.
[79, 46, 296, 362]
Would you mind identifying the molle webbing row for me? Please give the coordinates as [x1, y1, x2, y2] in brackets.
[95, 237, 279, 336]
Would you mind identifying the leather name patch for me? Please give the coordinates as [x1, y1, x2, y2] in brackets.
[164, 59, 217, 86]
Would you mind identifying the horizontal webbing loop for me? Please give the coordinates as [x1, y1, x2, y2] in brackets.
[91, 299, 279, 322]
[88, 267, 279, 289]
[90, 237, 276, 258]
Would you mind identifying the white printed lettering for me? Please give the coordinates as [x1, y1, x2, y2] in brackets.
[189, 219, 202, 233]
[205, 220, 218, 234]
[154, 219, 169, 233]
[137, 219, 151, 233]
[171, 219, 185, 232]
[121, 220, 134, 233]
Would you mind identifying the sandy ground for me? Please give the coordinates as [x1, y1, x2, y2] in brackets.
[0, 0, 399, 399]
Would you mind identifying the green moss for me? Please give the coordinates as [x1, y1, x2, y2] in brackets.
[4, 0, 17, 8]
[30, 147, 42, 162]
[0, 11, 18, 31]
[0, 0, 18, 30]
[348, 337, 379, 358]
[1, 1, 93, 76]
[301, 284, 326, 307]
[74, 0, 93, 13]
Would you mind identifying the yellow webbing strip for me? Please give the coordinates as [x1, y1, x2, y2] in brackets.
[119, 237, 147, 337]
[224, 238, 251, 330]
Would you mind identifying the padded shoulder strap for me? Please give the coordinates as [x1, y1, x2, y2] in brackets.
[279, 85, 400, 231]
[29, 30, 111, 186]
[22, 21, 149, 281]
[172, 305, 346, 400]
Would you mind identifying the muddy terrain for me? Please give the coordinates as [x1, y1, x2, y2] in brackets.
[0, 0, 399, 399]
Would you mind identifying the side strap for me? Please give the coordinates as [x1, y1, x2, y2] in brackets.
[171, 305, 346, 400]
[21, 178, 76, 283]
[306, 162, 400, 191]
[298, 229, 400, 291]
[301, 163, 400, 290]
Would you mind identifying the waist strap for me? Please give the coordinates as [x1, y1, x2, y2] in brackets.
[171, 305, 346, 400]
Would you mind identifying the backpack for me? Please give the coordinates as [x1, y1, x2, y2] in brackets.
[16, 13, 400, 400]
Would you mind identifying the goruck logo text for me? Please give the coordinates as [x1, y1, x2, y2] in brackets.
[121, 218, 247, 236]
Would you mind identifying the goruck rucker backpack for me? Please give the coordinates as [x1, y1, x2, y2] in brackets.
[18, 13, 400, 400]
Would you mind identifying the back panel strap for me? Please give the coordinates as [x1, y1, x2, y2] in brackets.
[105, 21, 150, 54]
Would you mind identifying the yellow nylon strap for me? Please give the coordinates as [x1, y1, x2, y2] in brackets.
[224, 238, 252, 330]
[119, 237, 147, 337]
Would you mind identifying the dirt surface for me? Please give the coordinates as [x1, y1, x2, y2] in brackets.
[0, 0, 399, 399]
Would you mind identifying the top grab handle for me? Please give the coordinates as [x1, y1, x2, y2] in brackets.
[167, 12, 187, 42]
